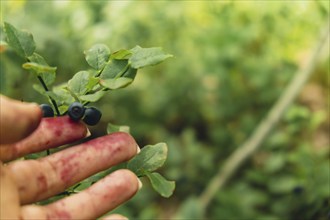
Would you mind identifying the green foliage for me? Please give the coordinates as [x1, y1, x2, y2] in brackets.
[1, 1, 329, 219]
[4, 22, 36, 57]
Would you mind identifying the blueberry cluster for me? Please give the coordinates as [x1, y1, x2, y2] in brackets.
[40, 102, 102, 126]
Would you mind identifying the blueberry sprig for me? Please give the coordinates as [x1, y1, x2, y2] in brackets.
[5, 22, 175, 199]
[39, 102, 102, 126]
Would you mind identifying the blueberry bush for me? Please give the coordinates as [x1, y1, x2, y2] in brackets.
[2, 22, 175, 201]
[1, 1, 329, 219]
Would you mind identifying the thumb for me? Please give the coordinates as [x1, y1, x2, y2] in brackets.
[0, 95, 42, 145]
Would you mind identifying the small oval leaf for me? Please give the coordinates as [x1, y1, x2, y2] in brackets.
[112, 49, 132, 60]
[100, 77, 133, 90]
[67, 71, 91, 95]
[107, 123, 130, 134]
[129, 46, 173, 69]
[146, 172, 175, 198]
[100, 59, 129, 80]
[4, 22, 36, 57]
[127, 143, 168, 176]
[85, 44, 110, 70]
[22, 62, 57, 73]
[79, 91, 106, 102]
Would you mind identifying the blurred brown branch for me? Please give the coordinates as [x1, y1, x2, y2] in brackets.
[198, 20, 329, 213]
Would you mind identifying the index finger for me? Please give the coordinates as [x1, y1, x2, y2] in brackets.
[0, 116, 88, 162]
[0, 95, 42, 145]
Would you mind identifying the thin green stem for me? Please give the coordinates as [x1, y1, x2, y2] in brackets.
[37, 76, 60, 116]
[117, 63, 130, 78]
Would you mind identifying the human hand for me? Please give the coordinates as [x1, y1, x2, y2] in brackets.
[0, 95, 141, 220]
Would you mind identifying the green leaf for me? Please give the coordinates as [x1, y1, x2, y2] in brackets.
[86, 77, 99, 90]
[100, 77, 133, 90]
[58, 105, 69, 115]
[122, 66, 137, 80]
[28, 53, 56, 86]
[79, 91, 106, 102]
[67, 71, 98, 95]
[28, 53, 48, 65]
[100, 59, 129, 79]
[127, 143, 168, 176]
[43, 90, 70, 114]
[23, 62, 56, 86]
[84, 44, 110, 70]
[129, 46, 173, 69]
[52, 84, 75, 106]
[33, 84, 46, 95]
[111, 49, 132, 60]
[107, 123, 130, 134]
[146, 172, 175, 198]
[4, 22, 36, 57]
[22, 62, 57, 73]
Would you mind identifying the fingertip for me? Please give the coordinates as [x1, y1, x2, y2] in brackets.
[93, 169, 140, 200]
[107, 132, 138, 161]
[112, 169, 141, 194]
[0, 96, 42, 144]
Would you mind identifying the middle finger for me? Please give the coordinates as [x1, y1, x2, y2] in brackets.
[6, 132, 138, 204]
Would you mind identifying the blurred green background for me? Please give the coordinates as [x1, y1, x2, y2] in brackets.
[1, 1, 329, 219]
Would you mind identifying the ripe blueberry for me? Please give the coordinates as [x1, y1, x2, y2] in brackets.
[40, 104, 54, 117]
[68, 102, 85, 121]
[83, 107, 102, 126]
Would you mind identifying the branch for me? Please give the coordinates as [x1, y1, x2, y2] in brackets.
[198, 20, 329, 212]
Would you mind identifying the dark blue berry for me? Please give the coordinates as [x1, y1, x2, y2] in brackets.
[68, 102, 85, 121]
[83, 107, 102, 126]
[40, 104, 54, 117]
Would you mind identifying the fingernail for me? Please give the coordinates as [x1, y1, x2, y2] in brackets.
[137, 178, 143, 190]
[101, 214, 128, 220]
[136, 144, 141, 154]
[85, 128, 91, 138]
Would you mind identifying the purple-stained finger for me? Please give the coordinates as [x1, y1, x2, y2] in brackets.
[7, 132, 139, 204]
[45, 170, 139, 220]
[0, 116, 88, 162]
[20, 170, 139, 220]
